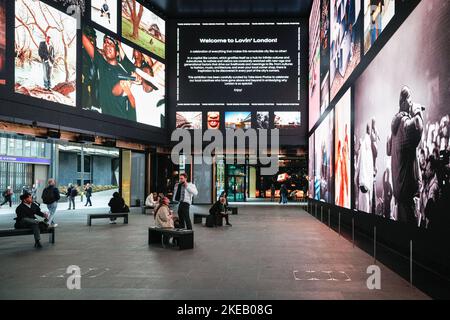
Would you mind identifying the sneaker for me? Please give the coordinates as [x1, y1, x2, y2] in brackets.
[226, 223, 232, 226]
[34, 241, 42, 248]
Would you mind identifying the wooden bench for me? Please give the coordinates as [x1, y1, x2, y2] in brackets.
[228, 206, 238, 215]
[148, 227, 193, 250]
[193, 213, 209, 224]
[87, 213, 128, 226]
[0, 227, 55, 244]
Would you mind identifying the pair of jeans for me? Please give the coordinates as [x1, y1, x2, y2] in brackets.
[68, 196, 75, 209]
[281, 194, 288, 204]
[177, 202, 192, 230]
[85, 196, 92, 206]
[20, 218, 41, 242]
[46, 202, 58, 225]
[42, 60, 52, 89]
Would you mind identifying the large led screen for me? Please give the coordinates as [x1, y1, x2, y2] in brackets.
[334, 88, 351, 209]
[0, 0, 5, 84]
[320, 0, 330, 114]
[91, 0, 118, 33]
[363, 0, 395, 54]
[15, 0, 77, 106]
[82, 26, 165, 127]
[177, 22, 300, 106]
[308, 133, 315, 199]
[309, 0, 321, 130]
[314, 110, 334, 203]
[354, 0, 449, 231]
[121, 0, 165, 59]
[330, 0, 361, 100]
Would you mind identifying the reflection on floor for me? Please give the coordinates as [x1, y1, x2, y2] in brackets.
[0, 205, 428, 300]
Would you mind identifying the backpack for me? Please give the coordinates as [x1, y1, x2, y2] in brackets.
[42, 187, 55, 204]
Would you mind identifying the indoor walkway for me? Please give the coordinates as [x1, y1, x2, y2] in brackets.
[0, 206, 429, 300]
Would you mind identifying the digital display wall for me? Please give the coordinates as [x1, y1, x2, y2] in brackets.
[363, 0, 395, 54]
[121, 0, 165, 59]
[91, 0, 118, 33]
[309, 0, 321, 130]
[308, 133, 315, 199]
[320, 0, 330, 114]
[314, 110, 334, 203]
[354, 0, 449, 230]
[330, 0, 361, 100]
[176, 112, 202, 129]
[14, 0, 77, 106]
[176, 22, 300, 107]
[81, 26, 165, 127]
[0, 0, 5, 84]
[334, 88, 351, 209]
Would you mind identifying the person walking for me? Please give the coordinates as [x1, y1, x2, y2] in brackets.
[66, 184, 78, 210]
[84, 183, 93, 207]
[15, 192, 50, 248]
[41, 179, 60, 227]
[0, 186, 13, 208]
[173, 173, 198, 230]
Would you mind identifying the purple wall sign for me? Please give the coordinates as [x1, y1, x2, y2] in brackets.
[0, 156, 51, 165]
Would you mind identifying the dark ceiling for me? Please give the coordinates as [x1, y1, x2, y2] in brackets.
[143, 0, 313, 19]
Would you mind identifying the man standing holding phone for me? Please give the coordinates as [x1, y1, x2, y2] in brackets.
[173, 173, 198, 230]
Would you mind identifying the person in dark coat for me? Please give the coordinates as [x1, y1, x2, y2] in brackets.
[15, 192, 49, 248]
[38, 35, 55, 90]
[84, 183, 93, 206]
[209, 195, 232, 226]
[108, 192, 128, 224]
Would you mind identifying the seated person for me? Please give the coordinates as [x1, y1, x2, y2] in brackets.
[209, 196, 232, 226]
[145, 192, 158, 209]
[15, 192, 49, 248]
[108, 192, 129, 224]
[154, 197, 174, 228]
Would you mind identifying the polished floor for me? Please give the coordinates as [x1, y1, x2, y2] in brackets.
[0, 205, 429, 300]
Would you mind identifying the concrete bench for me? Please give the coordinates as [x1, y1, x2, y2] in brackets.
[193, 213, 209, 224]
[0, 227, 55, 244]
[87, 213, 128, 226]
[148, 227, 193, 250]
[228, 206, 238, 215]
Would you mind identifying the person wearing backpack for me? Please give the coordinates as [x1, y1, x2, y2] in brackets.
[67, 183, 78, 210]
[41, 178, 60, 227]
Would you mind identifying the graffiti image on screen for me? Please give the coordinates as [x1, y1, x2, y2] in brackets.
[363, 0, 395, 54]
[314, 111, 334, 203]
[91, 0, 117, 33]
[256, 112, 269, 129]
[207, 112, 220, 129]
[82, 26, 165, 127]
[121, 0, 165, 59]
[354, 0, 449, 232]
[274, 112, 301, 129]
[14, 0, 77, 106]
[309, 0, 321, 130]
[309, 133, 315, 199]
[176, 112, 202, 129]
[0, 0, 5, 84]
[330, 0, 361, 100]
[225, 112, 251, 130]
[334, 88, 351, 209]
[320, 0, 330, 114]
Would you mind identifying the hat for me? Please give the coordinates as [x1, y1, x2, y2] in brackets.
[20, 192, 31, 201]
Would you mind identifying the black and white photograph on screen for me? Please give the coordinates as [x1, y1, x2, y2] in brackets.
[14, 0, 77, 106]
[309, 0, 321, 130]
[82, 26, 165, 127]
[354, 0, 449, 232]
[121, 0, 166, 60]
[314, 111, 334, 203]
[363, 0, 395, 54]
[176, 112, 202, 129]
[91, 0, 117, 33]
[274, 112, 301, 129]
[0, 0, 5, 85]
[256, 112, 269, 129]
[330, 0, 361, 100]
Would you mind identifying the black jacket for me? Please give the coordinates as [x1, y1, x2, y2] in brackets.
[85, 187, 92, 196]
[42, 185, 61, 204]
[209, 201, 226, 216]
[38, 41, 55, 63]
[15, 202, 45, 224]
[109, 197, 126, 213]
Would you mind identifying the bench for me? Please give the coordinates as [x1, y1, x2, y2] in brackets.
[87, 213, 128, 226]
[141, 205, 154, 215]
[148, 227, 193, 250]
[228, 206, 238, 215]
[193, 213, 209, 224]
[0, 227, 55, 244]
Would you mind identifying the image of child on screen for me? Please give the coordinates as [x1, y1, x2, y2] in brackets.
[82, 27, 136, 121]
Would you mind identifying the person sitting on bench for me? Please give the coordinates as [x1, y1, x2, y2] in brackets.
[15, 192, 50, 248]
[108, 192, 129, 224]
[154, 197, 174, 229]
[145, 192, 159, 208]
[209, 195, 232, 226]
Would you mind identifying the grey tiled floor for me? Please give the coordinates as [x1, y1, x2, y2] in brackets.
[0, 205, 429, 300]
